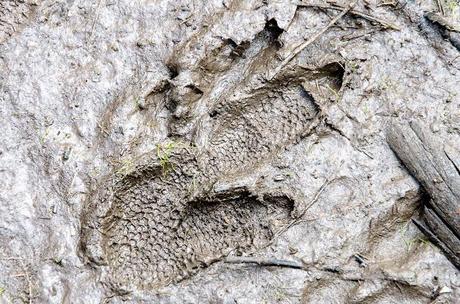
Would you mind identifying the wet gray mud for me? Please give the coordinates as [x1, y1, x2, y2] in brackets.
[0, 0, 459, 303]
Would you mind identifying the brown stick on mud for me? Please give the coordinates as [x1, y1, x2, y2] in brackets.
[412, 218, 460, 267]
[436, 0, 446, 16]
[297, 2, 400, 30]
[225, 256, 305, 270]
[424, 204, 460, 256]
[387, 120, 460, 269]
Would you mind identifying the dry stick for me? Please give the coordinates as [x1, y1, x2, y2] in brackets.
[436, 0, 445, 16]
[269, 2, 355, 80]
[377, 0, 398, 8]
[225, 256, 305, 270]
[341, 29, 376, 41]
[296, 177, 332, 218]
[224, 257, 391, 283]
[297, 2, 400, 31]
[254, 176, 333, 254]
[276, 176, 334, 235]
[88, 0, 103, 42]
[0, 256, 24, 260]
[448, 55, 460, 65]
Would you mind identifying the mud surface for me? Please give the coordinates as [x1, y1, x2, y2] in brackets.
[0, 0, 459, 303]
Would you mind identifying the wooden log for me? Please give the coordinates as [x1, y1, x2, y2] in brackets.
[387, 121, 460, 269]
[424, 204, 460, 258]
[387, 121, 460, 237]
[412, 218, 460, 268]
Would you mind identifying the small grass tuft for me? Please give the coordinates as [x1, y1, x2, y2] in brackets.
[39, 126, 50, 144]
[157, 141, 176, 175]
[347, 60, 359, 73]
[404, 236, 432, 252]
[324, 83, 340, 101]
[447, 0, 459, 14]
[116, 158, 136, 176]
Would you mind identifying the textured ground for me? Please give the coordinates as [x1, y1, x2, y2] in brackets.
[0, 0, 459, 303]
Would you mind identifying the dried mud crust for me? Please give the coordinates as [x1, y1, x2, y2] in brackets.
[0, 0, 39, 44]
[80, 20, 346, 290]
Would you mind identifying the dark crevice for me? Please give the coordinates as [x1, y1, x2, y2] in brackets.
[264, 18, 284, 42]
[424, 13, 460, 52]
[184, 84, 204, 95]
[444, 149, 460, 176]
[208, 109, 218, 118]
[299, 85, 320, 113]
[166, 63, 179, 79]
[225, 38, 238, 48]
[165, 93, 179, 113]
[320, 62, 345, 90]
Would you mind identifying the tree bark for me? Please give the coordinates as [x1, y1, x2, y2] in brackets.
[388, 121, 460, 269]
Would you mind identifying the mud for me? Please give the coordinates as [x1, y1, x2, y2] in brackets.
[0, 0, 459, 303]
[0, 1, 40, 44]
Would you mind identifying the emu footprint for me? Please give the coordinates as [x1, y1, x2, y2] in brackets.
[80, 48, 344, 291]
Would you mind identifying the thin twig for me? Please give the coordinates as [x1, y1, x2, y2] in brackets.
[97, 122, 110, 136]
[269, 2, 356, 80]
[377, 0, 398, 7]
[225, 256, 305, 270]
[274, 176, 333, 235]
[250, 176, 334, 256]
[226, 255, 338, 273]
[296, 177, 332, 218]
[224, 256, 416, 285]
[0, 256, 23, 260]
[88, 0, 103, 42]
[448, 55, 460, 65]
[353, 254, 368, 268]
[297, 2, 400, 31]
[341, 29, 376, 41]
[436, 0, 445, 16]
